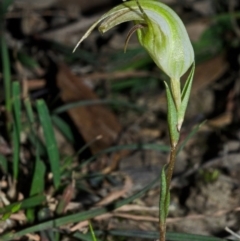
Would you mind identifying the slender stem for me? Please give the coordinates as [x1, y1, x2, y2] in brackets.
[166, 145, 177, 191]
[159, 144, 178, 241]
[160, 222, 166, 241]
[1, 36, 12, 136]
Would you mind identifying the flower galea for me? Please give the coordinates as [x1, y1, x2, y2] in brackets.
[74, 1, 194, 78]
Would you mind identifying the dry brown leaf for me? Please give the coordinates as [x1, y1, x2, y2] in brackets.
[65, 202, 81, 212]
[25, 234, 40, 241]
[56, 64, 130, 172]
[10, 212, 27, 221]
[56, 63, 122, 154]
[70, 220, 89, 232]
[190, 54, 228, 92]
[207, 112, 233, 128]
[57, 181, 75, 214]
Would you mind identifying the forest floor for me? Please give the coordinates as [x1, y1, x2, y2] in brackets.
[0, 0, 240, 240]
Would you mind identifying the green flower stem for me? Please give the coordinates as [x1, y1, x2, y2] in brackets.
[166, 144, 177, 191]
[160, 221, 166, 241]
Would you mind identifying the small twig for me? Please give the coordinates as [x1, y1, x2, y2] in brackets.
[166, 145, 177, 191]
[225, 227, 240, 240]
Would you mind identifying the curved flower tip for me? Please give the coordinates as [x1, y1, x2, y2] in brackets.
[73, 0, 194, 80]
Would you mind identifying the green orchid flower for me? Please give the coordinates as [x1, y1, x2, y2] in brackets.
[74, 1, 194, 78]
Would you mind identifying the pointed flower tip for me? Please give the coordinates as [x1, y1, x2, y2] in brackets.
[73, 37, 85, 53]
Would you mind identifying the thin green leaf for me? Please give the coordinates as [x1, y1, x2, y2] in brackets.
[1, 212, 11, 221]
[11, 202, 22, 213]
[89, 221, 98, 241]
[24, 98, 47, 156]
[0, 176, 158, 240]
[160, 167, 167, 223]
[26, 209, 35, 223]
[54, 233, 60, 241]
[29, 154, 46, 196]
[1, 36, 11, 133]
[27, 131, 47, 156]
[165, 188, 170, 219]
[17, 52, 39, 70]
[12, 126, 20, 180]
[12, 82, 21, 180]
[24, 98, 34, 124]
[53, 99, 145, 114]
[51, 115, 74, 144]
[100, 143, 169, 153]
[36, 99, 60, 189]
[181, 64, 194, 100]
[0, 195, 46, 215]
[159, 166, 170, 223]
[164, 81, 179, 147]
[12, 81, 21, 129]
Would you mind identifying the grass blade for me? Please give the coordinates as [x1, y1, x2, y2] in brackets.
[0, 195, 46, 215]
[51, 115, 74, 144]
[17, 52, 40, 70]
[1, 36, 11, 133]
[24, 98, 47, 156]
[29, 154, 46, 196]
[12, 82, 21, 180]
[53, 99, 145, 114]
[89, 221, 98, 241]
[164, 81, 179, 147]
[179, 64, 195, 126]
[82, 143, 169, 167]
[36, 99, 60, 189]
[24, 98, 34, 124]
